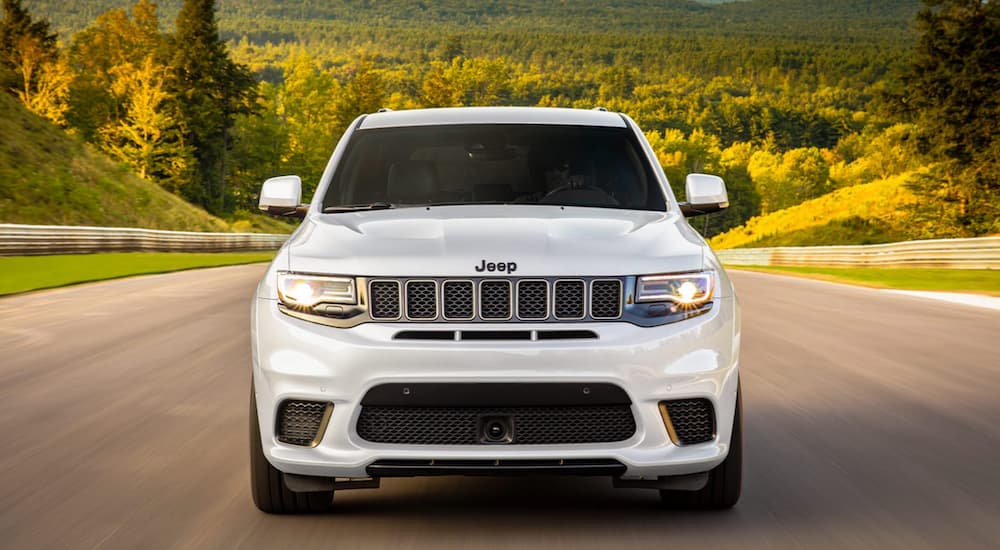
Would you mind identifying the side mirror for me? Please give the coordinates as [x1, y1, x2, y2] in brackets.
[680, 173, 729, 217]
[259, 175, 308, 219]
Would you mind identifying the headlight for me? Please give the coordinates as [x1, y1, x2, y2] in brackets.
[277, 272, 356, 310]
[636, 271, 714, 306]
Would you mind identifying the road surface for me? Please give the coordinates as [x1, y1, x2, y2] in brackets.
[1, 265, 998, 549]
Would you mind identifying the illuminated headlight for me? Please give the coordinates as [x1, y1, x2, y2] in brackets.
[636, 271, 714, 306]
[277, 272, 356, 310]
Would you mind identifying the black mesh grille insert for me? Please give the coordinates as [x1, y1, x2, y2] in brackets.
[590, 280, 622, 318]
[553, 280, 585, 319]
[480, 280, 511, 319]
[277, 400, 330, 446]
[370, 281, 401, 319]
[357, 405, 636, 445]
[662, 399, 716, 445]
[443, 281, 474, 319]
[406, 281, 437, 319]
[517, 281, 548, 320]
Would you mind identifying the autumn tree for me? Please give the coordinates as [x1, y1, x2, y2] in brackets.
[101, 56, 193, 186]
[170, 0, 257, 213]
[14, 41, 71, 124]
[748, 147, 832, 214]
[1, 0, 57, 97]
[67, 0, 165, 140]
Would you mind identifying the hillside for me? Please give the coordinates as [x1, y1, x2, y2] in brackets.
[708, 174, 922, 249]
[0, 93, 270, 231]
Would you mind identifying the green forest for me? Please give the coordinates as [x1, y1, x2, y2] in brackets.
[3, 0, 997, 245]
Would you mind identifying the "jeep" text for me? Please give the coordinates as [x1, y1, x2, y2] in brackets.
[475, 260, 517, 273]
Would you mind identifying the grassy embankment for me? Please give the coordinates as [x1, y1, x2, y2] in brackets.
[0, 92, 292, 233]
[0, 252, 275, 296]
[709, 173, 920, 250]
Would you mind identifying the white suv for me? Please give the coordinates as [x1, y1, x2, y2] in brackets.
[251, 107, 741, 513]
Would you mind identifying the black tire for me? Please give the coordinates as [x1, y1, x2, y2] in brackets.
[660, 384, 742, 510]
[250, 385, 334, 514]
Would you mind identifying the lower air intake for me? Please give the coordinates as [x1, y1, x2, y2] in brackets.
[660, 398, 715, 445]
[356, 405, 636, 445]
[276, 400, 332, 447]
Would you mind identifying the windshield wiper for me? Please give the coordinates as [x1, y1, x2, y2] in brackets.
[322, 202, 396, 213]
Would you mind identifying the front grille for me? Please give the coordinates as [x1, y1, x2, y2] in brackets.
[276, 400, 332, 446]
[442, 281, 474, 319]
[661, 399, 715, 445]
[370, 281, 401, 319]
[365, 277, 623, 322]
[516, 280, 548, 319]
[554, 280, 585, 319]
[357, 405, 636, 445]
[480, 280, 512, 320]
[590, 280, 623, 319]
[406, 281, 437, 319]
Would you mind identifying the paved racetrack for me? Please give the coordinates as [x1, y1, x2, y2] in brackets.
[1, 265, 998, 549]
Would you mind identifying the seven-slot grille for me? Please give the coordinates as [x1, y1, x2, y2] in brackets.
[367, 277, 624, 322]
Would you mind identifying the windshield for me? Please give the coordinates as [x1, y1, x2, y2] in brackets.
[322, 124, 666, 212]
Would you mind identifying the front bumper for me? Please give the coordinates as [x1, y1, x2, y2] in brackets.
[251, 295, 740, 480]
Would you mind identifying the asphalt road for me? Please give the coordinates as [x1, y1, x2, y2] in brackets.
[1, 265, 998, 549]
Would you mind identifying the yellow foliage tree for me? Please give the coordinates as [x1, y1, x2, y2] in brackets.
[100, 56, 192, 185]
[12, 34, 71, 125]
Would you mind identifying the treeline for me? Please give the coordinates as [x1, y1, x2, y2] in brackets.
[4, 0, 996, 239]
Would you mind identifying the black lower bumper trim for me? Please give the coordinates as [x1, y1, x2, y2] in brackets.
[366, 459, 627, 477]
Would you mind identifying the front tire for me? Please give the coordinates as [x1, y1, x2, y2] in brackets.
[250, 385, 334, 514]
[660, 384, 742, 509]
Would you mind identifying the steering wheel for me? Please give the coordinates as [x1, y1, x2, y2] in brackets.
[541, 183, 619, 205]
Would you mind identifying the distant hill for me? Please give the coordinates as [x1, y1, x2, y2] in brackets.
[0, 92, 273, 232]
[27, 0, 921, 43]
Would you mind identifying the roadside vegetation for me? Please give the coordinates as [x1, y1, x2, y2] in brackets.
[0, 92, 292, 232]
[1, 0, 996, 242]
[730, 266, 1000, 295]
[0, 251, 275, 295]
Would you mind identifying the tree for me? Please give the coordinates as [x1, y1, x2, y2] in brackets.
[893, 0, 999, 234]
[14, 41, 72, 125]
[101, 56, 193, 186]
[67, 0, 166, 140]
[1, 0, 57, 92]
[333, 57, 386, 130]
[170, 0, 257, 214]
[748, 147, 832, 214]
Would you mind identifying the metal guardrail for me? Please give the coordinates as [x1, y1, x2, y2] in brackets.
[3, 224, 996, 269]
[716, 237, 1000, 269]
[0, 224, 289, 256]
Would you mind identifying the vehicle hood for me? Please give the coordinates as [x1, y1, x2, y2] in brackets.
[285, 205, 706, 277]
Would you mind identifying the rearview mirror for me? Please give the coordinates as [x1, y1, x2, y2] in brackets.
[680, 173, 729, 217]
[259, 175, 308, 219]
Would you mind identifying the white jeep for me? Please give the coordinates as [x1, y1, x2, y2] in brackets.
[251, 107, 741, 512]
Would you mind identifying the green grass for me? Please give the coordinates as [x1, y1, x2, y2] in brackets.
[0, 252, 275, 296]
[729, 265, 1000, 295]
